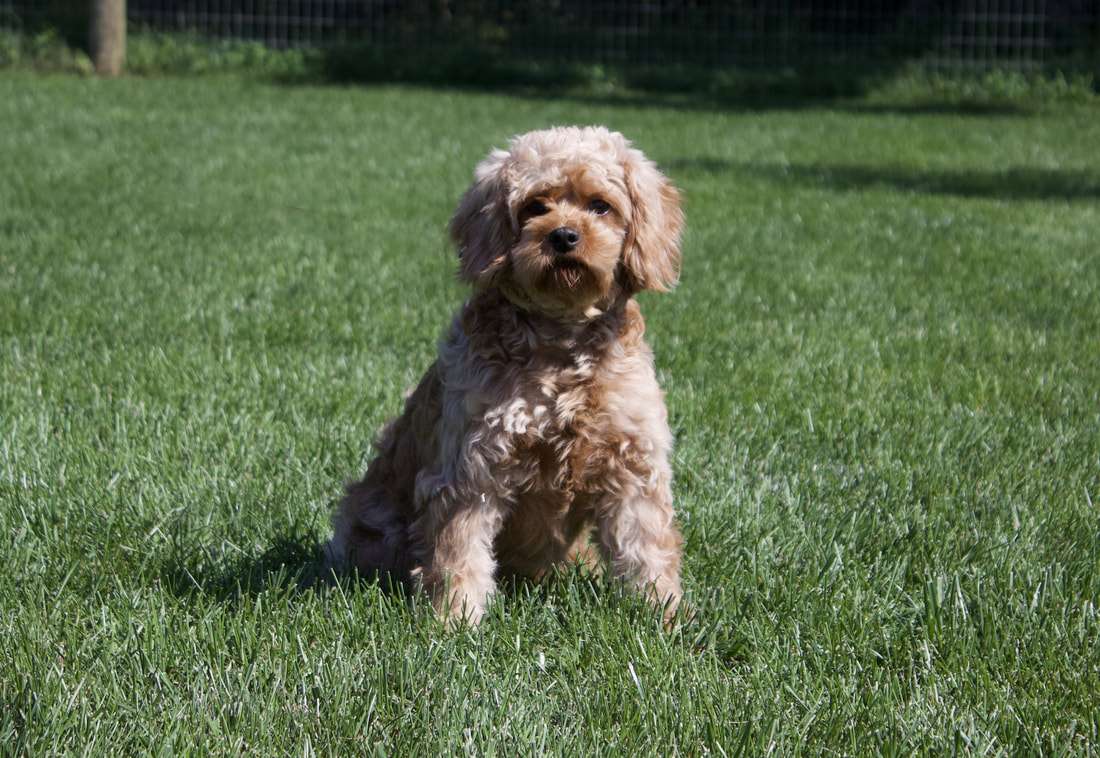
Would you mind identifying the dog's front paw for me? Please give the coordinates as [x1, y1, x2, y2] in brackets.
[440, 597, 487, 630]
[638, 576, 684, 630]
[420, 570, 492, 630]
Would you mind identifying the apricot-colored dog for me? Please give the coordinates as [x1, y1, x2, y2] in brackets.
[328, 126, 684, 626]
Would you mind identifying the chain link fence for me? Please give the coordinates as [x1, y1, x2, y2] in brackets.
[2, 1, 1097, 72]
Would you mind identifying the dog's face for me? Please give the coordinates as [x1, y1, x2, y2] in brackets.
[450, 127, 683, 319]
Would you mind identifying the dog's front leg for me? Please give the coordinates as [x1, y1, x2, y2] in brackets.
[596, 481, 683, 621]
[417, 483, 506, 628]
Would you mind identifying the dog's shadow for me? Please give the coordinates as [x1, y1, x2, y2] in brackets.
[156, 531, 733, 656]
[157, 531, 339, 605]
[158, 529, 638, 617]
[155, 527, 597, 611]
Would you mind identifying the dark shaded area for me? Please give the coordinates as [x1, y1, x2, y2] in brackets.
[313, 48, 888, 102]
[293, 41, 1095, 113]
[155, 528, 690, 630]
[492, 84, 1038, 117]
[153, 0, 1100, 99]
[115, 0, 1097, 70]
[827, 101, 1035, 116]
[158, 531, 340, 604]
[0, 0, 88, 48]
[667, 159, 1100, 202]
[279, 46, 1052, 117]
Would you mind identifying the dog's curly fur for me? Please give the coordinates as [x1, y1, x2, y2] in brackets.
[328, 126, 685, 626]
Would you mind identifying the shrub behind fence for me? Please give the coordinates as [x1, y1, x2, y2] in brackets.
[2, 0, 1097, 73]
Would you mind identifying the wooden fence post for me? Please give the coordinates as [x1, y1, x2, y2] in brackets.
[90, 0, 125, 76]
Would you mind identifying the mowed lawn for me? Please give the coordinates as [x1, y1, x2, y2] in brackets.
[2, 72, 1099, 754]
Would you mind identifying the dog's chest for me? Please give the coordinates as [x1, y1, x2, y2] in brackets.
[488, 372, 610, 498]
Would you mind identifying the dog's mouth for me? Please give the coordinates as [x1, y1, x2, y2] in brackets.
[546, 257, 588, 290]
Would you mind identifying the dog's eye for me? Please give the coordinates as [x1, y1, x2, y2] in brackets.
[588, 199, 612, 216]
[523, 200, 549, 218]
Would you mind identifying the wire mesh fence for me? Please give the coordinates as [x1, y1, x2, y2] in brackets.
[1, 1, 1097, 72]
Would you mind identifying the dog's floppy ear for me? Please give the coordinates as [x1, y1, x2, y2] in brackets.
[621, 148, 683, 293]
[449, 149, 513, 286]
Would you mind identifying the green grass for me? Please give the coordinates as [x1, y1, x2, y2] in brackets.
[2, 72, 1099, 754]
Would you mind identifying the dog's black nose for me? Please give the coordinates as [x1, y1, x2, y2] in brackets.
[548, 226, 581, 253]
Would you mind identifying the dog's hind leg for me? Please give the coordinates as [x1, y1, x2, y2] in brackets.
[327, 483, 409, 580]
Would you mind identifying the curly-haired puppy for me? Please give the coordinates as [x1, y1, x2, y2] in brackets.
[328, 126, 684, 626]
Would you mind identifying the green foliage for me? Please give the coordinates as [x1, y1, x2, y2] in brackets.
[318, 41, 603, 90]
[0, 28, 92, 74]
[1, 73, 1099, 753]
[126, 33, 312, 77]
[875, 64, 1099, 108]
[0, 29, 311, 77]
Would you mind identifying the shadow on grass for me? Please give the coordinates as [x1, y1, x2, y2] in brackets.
[667, 159, 1100, 202]
[496, 89, 1033, 117]
[154, 529, 585, 609]
[284, 45, 1037, 118]
[158, 532, 334, 604]
[156, 532, 708, 636]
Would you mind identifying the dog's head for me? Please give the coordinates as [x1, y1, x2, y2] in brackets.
[449, 126, 683, 320]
